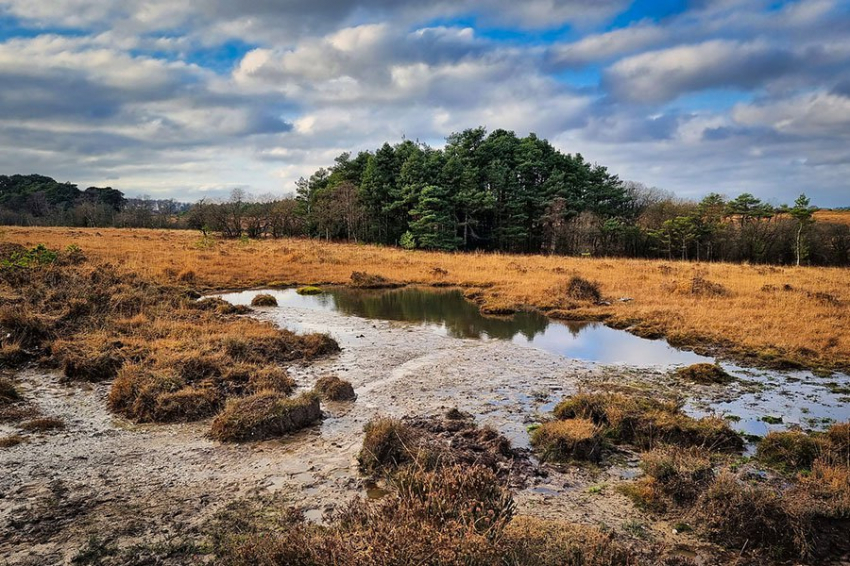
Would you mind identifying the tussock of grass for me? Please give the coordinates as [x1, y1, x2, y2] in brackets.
[357, 417, 418, 474]
[209, 391, 321, 442]
[551, 391, 742, 452]
[314, 375, 356, 401]
[566, 276, 602, 303]
[0, 342, 27, 367]
[350, 271, 399, 289]
[674, 363, 733, 385]
[0, 250, 338, 437]
[249, 293, 277, 307]
[619, 447, 714, 511]
[530, 419, 603, 462]
[757, 429, 822, 472]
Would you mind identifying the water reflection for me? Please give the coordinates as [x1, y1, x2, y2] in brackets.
[218, 287, 709, 367]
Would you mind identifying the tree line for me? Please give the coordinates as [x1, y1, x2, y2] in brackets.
[189, 128, 849, 266]
[2, 128, 849, 265]
[0, 174, 189, 229]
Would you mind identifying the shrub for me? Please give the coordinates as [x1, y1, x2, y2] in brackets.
[0, 377, 20, 405]
[358, 417, 418, 474]
[250, 294, 278, 307]
[530, 419, 603, 462]
[296, 286, 322, 295]
[674, 363, 733, 385]
[757, 429, 822, 472]
[566, 276, 601, 302]
[314, 375, 356, 401]
[694, 472, 812, 558]
[210, 391, 321, 442]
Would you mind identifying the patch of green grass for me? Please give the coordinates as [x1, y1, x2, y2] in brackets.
[296, 286, 323, 295]
[760, 415, 783, 425]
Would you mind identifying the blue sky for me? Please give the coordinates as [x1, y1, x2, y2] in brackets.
[0, 0, 848, 206]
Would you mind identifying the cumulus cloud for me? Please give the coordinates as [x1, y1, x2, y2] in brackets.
[603, 40, 797, 103]
[0, 0, 849, 205]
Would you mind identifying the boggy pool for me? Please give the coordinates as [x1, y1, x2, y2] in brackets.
[218, 286, 849, 438]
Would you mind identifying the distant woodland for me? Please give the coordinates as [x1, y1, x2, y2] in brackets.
[3, 128, 849, 265]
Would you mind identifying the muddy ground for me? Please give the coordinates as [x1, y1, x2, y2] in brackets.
[0, 300, 784, 565]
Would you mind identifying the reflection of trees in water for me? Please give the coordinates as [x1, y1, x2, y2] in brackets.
[327, 288, 549, 340]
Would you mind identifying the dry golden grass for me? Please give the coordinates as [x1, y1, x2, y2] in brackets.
[815, 209, 850, 226]
[3, 227, 848, 369]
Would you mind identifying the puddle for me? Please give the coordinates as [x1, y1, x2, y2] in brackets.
[219, 287, 709, 366]
[218, 286, 850, 438]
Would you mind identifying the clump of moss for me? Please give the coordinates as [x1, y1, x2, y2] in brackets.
[530, 418, 603, 462]
[210, 391, 321, 442]
[566, 276, 602, 302]
[296, 286, 323, 295]
[551, 391, 742, 452]
[757, 429, 822, 472]
[0, 376, 21, 405]
[250, 294, 278, 307]
[674, 363, 733, 385]
[20, 417, 65, 432]
[314, 375, 356, 401]
[357, 417, 418, 474]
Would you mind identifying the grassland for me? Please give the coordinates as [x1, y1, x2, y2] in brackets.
[3, 226, 848, 371]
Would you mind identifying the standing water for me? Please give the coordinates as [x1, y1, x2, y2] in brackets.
[217, 286, 849, 437]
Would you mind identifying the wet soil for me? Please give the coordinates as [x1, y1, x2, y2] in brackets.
[1, 293, 845, 564]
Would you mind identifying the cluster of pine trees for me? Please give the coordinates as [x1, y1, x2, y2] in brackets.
[292, 127, 630, 253]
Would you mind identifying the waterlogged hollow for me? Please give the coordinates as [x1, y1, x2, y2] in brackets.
[220, 286, 850, 440]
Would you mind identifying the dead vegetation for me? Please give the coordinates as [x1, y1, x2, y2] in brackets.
[549, 390, 743, 452]
[673, 363, 733, 385]
[616, 421, 850, 562]
[530, 418, 603, 462]
[0, 375, 20, 404]
[3, 227, 849, 371]
[314, 375, 356, 401]
[20, 417, 65, 432]
[0, 244, 339, 440]
[0, 434, 25, 448]
[250, 293, 278, 306]
[215, 414, 643, 566]
[209, 391, 322, 442]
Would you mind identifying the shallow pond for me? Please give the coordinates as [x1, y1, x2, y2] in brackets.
[218, 286, 850, 437]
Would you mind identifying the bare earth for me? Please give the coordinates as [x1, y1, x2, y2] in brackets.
[2, 301, 717, 565]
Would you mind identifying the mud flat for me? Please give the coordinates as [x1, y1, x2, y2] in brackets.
[1, 287, 848, 564]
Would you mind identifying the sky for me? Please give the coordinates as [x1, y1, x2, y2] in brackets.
[0, 0, 849, 206]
